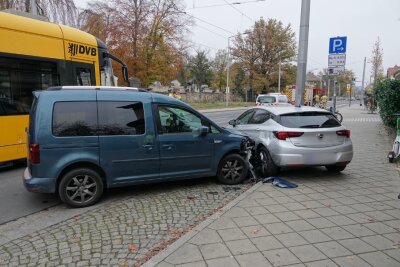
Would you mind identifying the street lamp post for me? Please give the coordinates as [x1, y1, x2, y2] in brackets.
[226, 37, 231, 107]
[278, 59, 281, 93]
[295, 0, 311, 107]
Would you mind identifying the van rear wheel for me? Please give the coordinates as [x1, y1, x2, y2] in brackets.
[59, 168, 103, 208]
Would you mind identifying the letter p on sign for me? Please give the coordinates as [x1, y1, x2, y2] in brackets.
[329, 37, 347, 54]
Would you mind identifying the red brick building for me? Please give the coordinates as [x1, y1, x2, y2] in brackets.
[387, 65, 400, 80]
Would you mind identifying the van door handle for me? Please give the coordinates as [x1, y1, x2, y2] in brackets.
[142, 145, 154, 150]
[162, 144, 172, 150]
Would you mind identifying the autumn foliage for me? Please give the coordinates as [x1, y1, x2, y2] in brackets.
[80, 0, 191, 87]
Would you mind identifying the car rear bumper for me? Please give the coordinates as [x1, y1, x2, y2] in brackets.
[269, 141, 353, 166]
[23, 167, 56, 193]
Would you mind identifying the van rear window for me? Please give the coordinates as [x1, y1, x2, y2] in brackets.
[278, 112, 341, 128]
[52, 102, 97, 136]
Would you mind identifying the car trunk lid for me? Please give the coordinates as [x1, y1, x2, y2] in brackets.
[288, 128, 345, 148]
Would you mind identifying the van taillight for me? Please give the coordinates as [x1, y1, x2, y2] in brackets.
[29, 144, 40, 164]
[274, 131, 304, 140]
[336, 130, 350, 138]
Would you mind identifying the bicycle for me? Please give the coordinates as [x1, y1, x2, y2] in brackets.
[328, 106, 343, 123]
[366, 97, 377, 114]
[387, 113, 400, 163]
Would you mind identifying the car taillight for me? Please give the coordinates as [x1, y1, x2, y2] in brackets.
[274, 131, 304, 140]
[256, 102, 260, 106]
[336, 130, 350, 138]
[29, 144, 40, 164]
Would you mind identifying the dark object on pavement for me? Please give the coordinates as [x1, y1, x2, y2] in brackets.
[262, 176, 298, 188]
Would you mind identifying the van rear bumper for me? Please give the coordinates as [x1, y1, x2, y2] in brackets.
[23, 167, 56, 193]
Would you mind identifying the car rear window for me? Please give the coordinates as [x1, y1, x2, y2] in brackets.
[258, 96, 276, 103]
[278, 112, 341, 128]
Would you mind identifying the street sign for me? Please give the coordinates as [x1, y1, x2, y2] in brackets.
[328, 54, 346, 67]
[328, 66, 345, 75]
[329, 36, 347, 54]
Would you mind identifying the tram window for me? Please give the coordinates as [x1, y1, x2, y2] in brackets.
[76, 68, 92, 86]
[0, 57, 60, 115]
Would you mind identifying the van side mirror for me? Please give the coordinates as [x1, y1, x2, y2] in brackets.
[200, 126, 209, 136]
[122, 66, 128, 82]
[228, 119, 237, 127]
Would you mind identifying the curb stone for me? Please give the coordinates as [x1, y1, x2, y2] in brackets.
[142, 181, 263, 267]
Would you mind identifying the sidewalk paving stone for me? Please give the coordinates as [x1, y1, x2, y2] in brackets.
[262, 247, 301, 266]
[235, 252, 273, 267]
[359, 251, 400, 267]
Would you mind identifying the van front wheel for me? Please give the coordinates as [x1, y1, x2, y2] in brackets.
[59, 168, 104, 208]
[217, 154, 248, 185]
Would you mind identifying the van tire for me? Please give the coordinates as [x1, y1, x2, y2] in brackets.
[217, 153, 248, 185]
[58, 168, 104, 208]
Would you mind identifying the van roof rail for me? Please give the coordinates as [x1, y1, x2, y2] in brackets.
[47, 86, 148, 92]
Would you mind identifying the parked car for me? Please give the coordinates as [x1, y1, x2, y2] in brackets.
[24, 86, 252, 207]
[256, 93, 290, 106]
[227, 106, 353, 176]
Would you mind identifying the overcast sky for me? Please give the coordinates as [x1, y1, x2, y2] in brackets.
[75, 0, 400, 85]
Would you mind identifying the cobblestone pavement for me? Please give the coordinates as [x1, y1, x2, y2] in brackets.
[0, 177, 252, 266]
[150, 105, 400, 267]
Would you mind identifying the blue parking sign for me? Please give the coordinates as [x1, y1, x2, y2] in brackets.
[329, 37, 347, 54]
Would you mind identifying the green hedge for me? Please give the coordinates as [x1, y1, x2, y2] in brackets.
[375, 79, 400, 128]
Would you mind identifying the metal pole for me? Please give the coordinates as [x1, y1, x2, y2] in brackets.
[30, 0, 38, 15]
[327, 78, 330, 100]
[278, 59, 281, 93]
[333, 78, 337, 113]
[295, 0, 311, 107]
[226, 38, 230, 107]
[361, 57, 366, 105]
[349, 86, 351, 107]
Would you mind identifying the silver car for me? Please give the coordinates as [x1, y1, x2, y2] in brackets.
[228, 106, 353, 175]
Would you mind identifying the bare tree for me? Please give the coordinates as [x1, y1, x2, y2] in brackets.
[370, 37, 384, 89]
[0, 0, 79, 26]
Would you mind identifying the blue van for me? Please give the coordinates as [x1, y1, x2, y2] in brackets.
[24, 86, 252, 207]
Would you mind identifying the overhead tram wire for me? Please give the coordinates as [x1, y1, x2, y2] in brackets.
[188, 0, 266, 10]
[187, 40, 220, 51]
[222, 0, 254, 22]
[194, 23, 229, 40]
[180, 11, 235, 35]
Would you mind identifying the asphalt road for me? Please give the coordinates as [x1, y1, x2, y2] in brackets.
[0, 101, 351, 224]
[0, 162, 60, 224]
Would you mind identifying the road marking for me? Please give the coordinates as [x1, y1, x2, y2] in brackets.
[343, 118, 381, 122]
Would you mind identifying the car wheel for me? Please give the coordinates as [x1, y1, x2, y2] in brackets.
[58, 168, 104, 208]
[325, 165, 346, 172]
[256, 147, 279, 177]
[217, 153, 248, 185]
